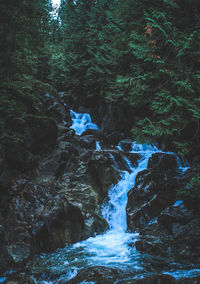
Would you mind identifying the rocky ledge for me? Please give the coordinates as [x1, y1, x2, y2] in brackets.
[126, 152, 200, 263]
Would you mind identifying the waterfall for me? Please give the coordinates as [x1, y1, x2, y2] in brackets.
[70, 109, 99, 135]
[61, 111, 160, 270]
[18, 110, 199, 283]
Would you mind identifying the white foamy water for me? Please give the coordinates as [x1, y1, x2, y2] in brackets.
[96, 141, 101, 151]
[70, 109, 99, 135]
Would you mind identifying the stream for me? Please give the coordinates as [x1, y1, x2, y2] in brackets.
[1, 110, 200, 283]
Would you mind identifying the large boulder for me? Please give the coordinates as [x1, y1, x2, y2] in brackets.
[126, 153, 179, 231]
[32, 199, 85, 252]
[85, 150, 121, 201]
[2, 179, 86, 260]
[126, 152, 200, 262]
[43, 92, 72, 126]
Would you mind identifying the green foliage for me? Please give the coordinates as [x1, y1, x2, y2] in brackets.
[1, 0, 200, 159]
[178, 174, 200, 200]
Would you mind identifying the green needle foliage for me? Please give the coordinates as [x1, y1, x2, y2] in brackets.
[1, 0, 200, 160]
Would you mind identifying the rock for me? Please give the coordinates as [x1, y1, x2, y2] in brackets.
[147, 153, 178, 171]
[126, 153, 179, 231]
[4, 139, 37, 173]
[3, 272, 36, 283]
[117, 274, 176, 284]
[0, 226, 14, 273]
[177, 276, 200, 284]
[3, 179, 86, 258]
[63, 182, 108, 238]
[80, 128, 101, 137]
[118, 139, 133, 152]
[64, 266, 122, 284]
[158, 205, 193, 230]
[43, 92, 71, 125]
[103, 131, 125, 147]
[36, 150, 71, 182]
[7, 244, 31, 263]
[126, 153, 142, 167]
[86, 150, 121, 200]
[25, 115, 58, 154]
[32, 200, 85, 252]
[80, 135, 96, 149]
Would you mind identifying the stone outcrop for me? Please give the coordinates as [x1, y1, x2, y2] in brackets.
[0, 92, 129, 273]
[126, 153, 179, 231]
[126, 152, 200, 262]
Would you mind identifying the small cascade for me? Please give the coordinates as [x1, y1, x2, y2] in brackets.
[70, 109, 98, 135]
[96, 141, 101, 151]
[176, 155, 190, 173]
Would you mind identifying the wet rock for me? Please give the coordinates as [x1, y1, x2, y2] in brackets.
[103, 131, 125, 147]
[177, 276, 200, 284]
[118, 139, 133, 152]
[158, 205, 193, 229]
[147, 153, 178, 171]
[126, 153, 142, 167]
[64, 266, 122, 284]
[32, 200, 85, 252]
[63, 182, 108, 238]
[7, 244, 31, 263]
[3, 179, 86, 258]
[80, 135, 96, 149]
[126, 152, 200, 261]
[36, 150, 71, 182]
[4, 272, 36, 283]
[126, 153, 179, 231]
[80, 128, 101, 137]
[86, 150, 121, 200]
[117, 274, 176, 284]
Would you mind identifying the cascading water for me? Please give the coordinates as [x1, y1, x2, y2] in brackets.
[5, 110, 199, 283]
[24, 111, 163, 282]
[70, 109, 99, 135]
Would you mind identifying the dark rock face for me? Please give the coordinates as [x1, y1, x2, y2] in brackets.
[126, 153, 179, 231]
[0, 226, 14, 273]
[0, 92, 130, 273]
[32, 200, 85, 252]
[65, 266, 122, 284]
[127, 152, 200, 262]
[25, 115, 58, 155]
[4, 139, 37, 173]
[147, 153, 178, 170]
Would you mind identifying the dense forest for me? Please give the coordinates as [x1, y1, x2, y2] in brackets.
[0, 0, 200, 192]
